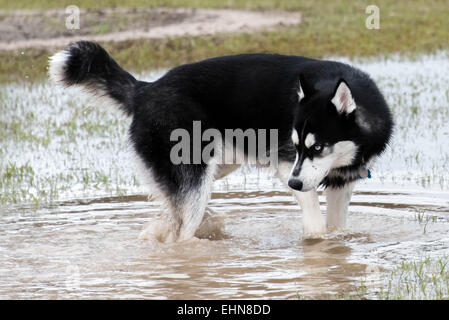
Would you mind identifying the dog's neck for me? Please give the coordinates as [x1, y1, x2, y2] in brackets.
[321, 162, 372, 188]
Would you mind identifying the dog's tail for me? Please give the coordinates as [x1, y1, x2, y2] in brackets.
[48, 41, 137, 116]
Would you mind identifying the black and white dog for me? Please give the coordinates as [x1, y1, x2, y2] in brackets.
[49, 41, 393, 241]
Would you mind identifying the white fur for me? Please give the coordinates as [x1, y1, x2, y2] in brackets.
[291, 129, 299, 145]
[289, 153, 299, 177]
[355, 107, 372, 132]
[296, 189, 326, 237]
[326, 181, 355, 230]
[331, 81, 356, 114]
[298, 157, 330, 191]
[177, 162, 217, 241]
[304, 133, 316, 149]
[131, 149, 164, 201]
[48, 49, 71, 84]
[276, 162, 326, 238]
[331, 141, 358, 168]
[133, 149, 178, 242]
[297, 83, 305, 101]
[48, 47, 124, 113]
[298, 141, 358, 191]
[138, 141, 220, 242]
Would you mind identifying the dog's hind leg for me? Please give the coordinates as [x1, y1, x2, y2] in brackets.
[137, 160, 217, 242]
[325, 181, 355, 230]
[175, 164, 217, 241]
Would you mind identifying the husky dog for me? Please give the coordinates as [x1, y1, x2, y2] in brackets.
[49, 41, 393, 241]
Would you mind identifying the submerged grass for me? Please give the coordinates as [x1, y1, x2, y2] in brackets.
[1, 0, 448, 82]
[322, 255, 449, 300]
[378, 256, 449, 300]
[0, 81, 142, 207]
[2, 52, 449, 205]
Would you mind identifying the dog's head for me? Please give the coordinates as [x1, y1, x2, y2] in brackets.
[288, 76, 360, 192]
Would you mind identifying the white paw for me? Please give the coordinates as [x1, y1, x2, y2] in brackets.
[139, 219, 177, 243]
[303, 217, 327, 239]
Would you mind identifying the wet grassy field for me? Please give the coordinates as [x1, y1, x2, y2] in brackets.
[2, 53, 449, 205]
[1, 52, 449, 299]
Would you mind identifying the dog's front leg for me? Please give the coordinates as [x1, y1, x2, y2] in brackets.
[294, 189, 326, 238]
[325, 182, 355, 230]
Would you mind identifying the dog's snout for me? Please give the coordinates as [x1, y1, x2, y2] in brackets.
[292, 166, 301, 177]
[288, 178, 303, 191]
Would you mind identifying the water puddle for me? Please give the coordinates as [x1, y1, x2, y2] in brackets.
[1, 188, 448, 299]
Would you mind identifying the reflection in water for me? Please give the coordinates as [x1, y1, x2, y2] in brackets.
[301, 238, 364, 298]
[1, 189, 449, 299]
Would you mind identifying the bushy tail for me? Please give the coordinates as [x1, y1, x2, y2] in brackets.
[48, 41, 137, 116]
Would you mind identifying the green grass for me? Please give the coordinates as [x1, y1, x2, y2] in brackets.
[0, 81, 141, 206]
[379, 256, 449, 300]
[320, 255, 449, 300]
[1, 0, 448, 82]
[0, 0, 312, 10]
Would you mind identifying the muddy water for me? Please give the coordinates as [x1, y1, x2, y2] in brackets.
[1, 186, 449, 299]
[2, 52, 449, 299]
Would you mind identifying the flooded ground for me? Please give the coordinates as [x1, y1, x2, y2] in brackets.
[1, 52, 449, 299]
[1, 188, 449, 299]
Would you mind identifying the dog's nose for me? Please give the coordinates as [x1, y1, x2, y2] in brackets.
[288, 178, 303, 191]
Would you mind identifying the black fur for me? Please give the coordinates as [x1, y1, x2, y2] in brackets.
[59, 41, 137, 116]
[292, 62, 393, 187]
[54, 41, 393, 197]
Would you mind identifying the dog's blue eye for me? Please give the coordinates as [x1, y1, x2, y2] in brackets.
[313, 144, 323, 152]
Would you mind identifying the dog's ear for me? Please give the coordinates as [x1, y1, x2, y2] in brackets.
[298, 74, 315, 102]
[331, 79, 356, 115]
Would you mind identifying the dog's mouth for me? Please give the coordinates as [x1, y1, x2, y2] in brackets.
[288, 168, 332, 192]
